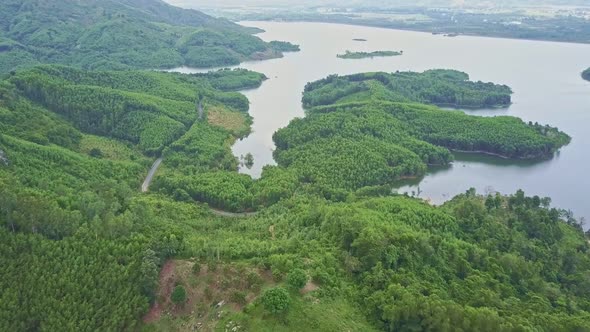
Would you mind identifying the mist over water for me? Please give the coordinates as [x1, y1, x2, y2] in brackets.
[173, 21, 590, 224]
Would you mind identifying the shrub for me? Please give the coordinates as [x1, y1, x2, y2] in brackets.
[171, 285, 187, 305]
[246, 271, 263, 289]
[287, 269, 308, 290]
[230, 290, 248, 305]
[261, 287, 290, 314]
[89, 148, 103, 158]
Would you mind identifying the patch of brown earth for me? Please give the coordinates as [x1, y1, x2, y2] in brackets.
[143, 260, 176, 323]
[301, 281, 320, 295]
[143, 260, 276, 331]
[207, 106, 247, 134]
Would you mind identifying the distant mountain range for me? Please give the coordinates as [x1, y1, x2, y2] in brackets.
[166, 0, 590, 8]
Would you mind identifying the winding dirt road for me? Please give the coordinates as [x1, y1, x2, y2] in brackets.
[140, 158, 258, 218]
[140, 101, 258, 216]
[210, 208, 258, 218]
[198, 100, 203, 120]
[141, 158, 162, 193]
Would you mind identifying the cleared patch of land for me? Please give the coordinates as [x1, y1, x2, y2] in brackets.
[79, 135, 149, 163]
[207, 106, 250, 137]
[143, 259, 275, 331]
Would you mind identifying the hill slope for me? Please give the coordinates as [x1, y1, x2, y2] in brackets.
[1, 66, 589, 331]
[0, 0, 297, 74]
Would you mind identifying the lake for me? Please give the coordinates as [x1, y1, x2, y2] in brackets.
[173, 21, 590, 223]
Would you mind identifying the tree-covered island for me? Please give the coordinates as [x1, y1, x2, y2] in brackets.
[337, 50, 403, 59]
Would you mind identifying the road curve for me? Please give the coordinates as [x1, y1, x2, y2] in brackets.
[142, 158, 163, 193]
[198, 101, 203, 120]
[140, 159, 259, 217]
[210, 208, 259, 218]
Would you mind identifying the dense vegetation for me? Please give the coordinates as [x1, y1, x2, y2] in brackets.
[0, 0, 299, 74]
[273, 107, 451, 191]
[266, 72, 569, 194]
[337, 50, 403, 59]
[303, 70, 513, 109]
[0, 8, 587, 328]
[6, 66, 264, 155]
[273, 101, 569, 192]
[583, 68, 590, 81]
[0, 65, 271, 330]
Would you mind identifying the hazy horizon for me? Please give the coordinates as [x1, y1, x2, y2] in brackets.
[166, 0, 590, 9]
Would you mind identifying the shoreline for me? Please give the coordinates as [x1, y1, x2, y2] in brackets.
[449, 149, 552, 161]
[451, 149, 511, 159]
[241, 19, 590, 46]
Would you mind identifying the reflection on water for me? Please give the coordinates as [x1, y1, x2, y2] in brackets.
[172, 21, 590, 224]
[452, 152, 548, 167]
[394, 152, 555, 199]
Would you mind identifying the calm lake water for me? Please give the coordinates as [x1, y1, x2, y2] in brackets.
[174, 21, 590, 223]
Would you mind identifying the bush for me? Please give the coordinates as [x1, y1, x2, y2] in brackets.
[171, 285, 187, 305]
[261, 287, 290, 314]
[207, 260, 218, 272]
[246, 271, 263, 290]
[89, 148, 103, 158]
[230, 290, 248, 305]
[287, 269, 308, 289]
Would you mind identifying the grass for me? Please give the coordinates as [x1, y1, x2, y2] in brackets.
[219, 294, 378, 332]
[206, 105, 251, 137]
[79, 134, 150, 164]
[142, 259, 274, 332]
[141, 256, 377, 332]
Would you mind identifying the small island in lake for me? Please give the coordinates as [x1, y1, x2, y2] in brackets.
[337, 50, 403, 59]
[353, 38, 368, 42]
[582, 67, 590, 81]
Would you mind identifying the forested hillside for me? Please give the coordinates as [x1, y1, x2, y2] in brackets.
[0, 0, 298, 74]
[302, 70, 513, 109]
[0, 65, 270, 330]
[0, 54, 588, 332]
[583, 68, 590, 81]
[260, 72, 569, 196]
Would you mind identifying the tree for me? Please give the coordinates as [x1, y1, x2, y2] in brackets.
[261, 287, 290, 314]
[287, 269, 308, 290]
[89, 148, 103, 158]
[140, 249, 160, 301]
[245, 153, 254, 169]
[485, 195, 495, 211]
[171, 285, 187, 305]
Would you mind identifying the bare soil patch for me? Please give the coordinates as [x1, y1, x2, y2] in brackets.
[143, 260, 176, 323]
[143, 260, 275, 331]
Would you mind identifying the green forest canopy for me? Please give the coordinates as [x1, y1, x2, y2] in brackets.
[303, 70, 513, 109]
[0, 0, 299, 74]
[0, 29, 587, 331]
[337, 50, 403, 59]
[262, 71, 570, 195]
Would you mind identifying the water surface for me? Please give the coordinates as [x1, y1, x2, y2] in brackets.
[175, 21, 590, 222]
